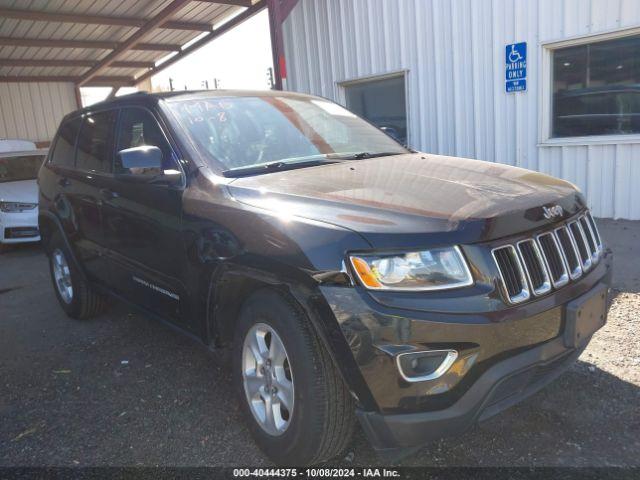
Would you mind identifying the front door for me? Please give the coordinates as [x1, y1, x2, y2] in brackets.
[65, 109, 118, 286]
[101, 107, 188, 326]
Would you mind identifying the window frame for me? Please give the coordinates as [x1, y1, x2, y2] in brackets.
[113, 105, 186, 186]
[336, 69, 411, 147]
[48, 115, 82, 171]
[539, 26, 640, 147]
[74, 108, 119, 175]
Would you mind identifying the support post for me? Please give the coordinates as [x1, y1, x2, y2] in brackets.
[267, 0, 298, 91]
[74, 85, 83, 109]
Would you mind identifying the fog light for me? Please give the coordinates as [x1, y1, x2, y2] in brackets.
[396, 350, 458, 382]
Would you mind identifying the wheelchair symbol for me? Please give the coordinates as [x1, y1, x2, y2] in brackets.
[508, 44, 523, 63]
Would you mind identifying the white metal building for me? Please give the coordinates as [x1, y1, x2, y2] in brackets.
[281, 0, 640, 220]
[0, 82, 77, 145]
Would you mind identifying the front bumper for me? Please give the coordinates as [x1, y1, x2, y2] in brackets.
[357, 333, 584, 450]
[0, 210, 40, 244]
[319, 249, 612, 450]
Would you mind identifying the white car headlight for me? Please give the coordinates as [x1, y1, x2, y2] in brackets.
[0, 202, 37, 213]
[349, 246, 473, 291]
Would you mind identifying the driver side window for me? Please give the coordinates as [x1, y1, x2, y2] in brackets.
[115, 108, 176, 174]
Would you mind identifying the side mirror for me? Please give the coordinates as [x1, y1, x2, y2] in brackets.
[379, 126, 403, 144]
[118, 146, 162, 174]
[115, 146, 181, 185]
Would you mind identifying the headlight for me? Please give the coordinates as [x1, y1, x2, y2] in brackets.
[349, 246, 473, 291]
[0, 202, 37, 213]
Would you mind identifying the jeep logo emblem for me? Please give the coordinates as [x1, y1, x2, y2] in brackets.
[542, 205, 564, 220]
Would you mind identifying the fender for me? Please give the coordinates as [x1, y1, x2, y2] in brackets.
[206, 262, 379, 411]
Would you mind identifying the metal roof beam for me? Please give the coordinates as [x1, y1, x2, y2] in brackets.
[0, 75, 135, 87]
[0, 37, 180, 51]
[0, 8, 211, 31]
[78, 0, 192, 86]
[134, 0, 266, 85]
[192, 0, 253, 6]
[0, 59, 155, 69]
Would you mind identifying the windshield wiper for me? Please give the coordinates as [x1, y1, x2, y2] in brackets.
[328, 151, 404, 161]
[222, 158, 341, 178]
[223, 152, 405, 177]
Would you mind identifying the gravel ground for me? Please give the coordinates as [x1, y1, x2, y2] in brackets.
[0, 219, 638, 467]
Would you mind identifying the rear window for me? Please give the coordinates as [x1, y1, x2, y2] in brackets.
[50, 117, 81, 168]
[0, 155, 45, 183]
[76, 110, 118, 173]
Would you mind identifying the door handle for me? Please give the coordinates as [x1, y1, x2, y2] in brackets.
[99, 188, 119, 200]
[58, 178, 70, 188]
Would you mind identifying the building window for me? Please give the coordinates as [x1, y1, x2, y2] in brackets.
[552, 35, 640, 138]
[343, 74, 408, 145]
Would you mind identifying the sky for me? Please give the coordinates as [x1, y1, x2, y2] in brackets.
[81, 10, 274, 106]
[151, 10, 274, 92]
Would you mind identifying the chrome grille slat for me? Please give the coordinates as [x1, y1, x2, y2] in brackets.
[586, 212, 602, 249]
[517, 239, 551, 296]
[492, 245, 530, 304]
[555, 226, 582, 280]
[536, 232, 569, 288]
[569, 220, 592, 271]
[492, 210, 603, 304]
[581, 214, 602, 261]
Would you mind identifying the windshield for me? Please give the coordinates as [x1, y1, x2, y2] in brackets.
[0, 155, 44, 183]
[167, 95, 408, 173]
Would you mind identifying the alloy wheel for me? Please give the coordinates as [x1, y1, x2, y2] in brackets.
[52, 248, 73, 304]
[242, 323, 294, 436]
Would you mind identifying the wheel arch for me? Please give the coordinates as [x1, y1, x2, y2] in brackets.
[38, 210, 86, 280]
[207, 264, 378, 411]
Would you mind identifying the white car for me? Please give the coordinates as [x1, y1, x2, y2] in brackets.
[0, 140, 47, 248]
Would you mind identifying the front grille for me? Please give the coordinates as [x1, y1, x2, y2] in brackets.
[5, 203, 36, 212]
[5, 227, 39, 239]
[492, 211, 603, 304]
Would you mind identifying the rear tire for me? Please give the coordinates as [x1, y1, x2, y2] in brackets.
[47, 231, 108, 320]
[233, 288, 355, 465]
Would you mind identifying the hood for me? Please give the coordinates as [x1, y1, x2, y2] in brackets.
[227, 153, 585, 247]
[0, 179, 38, 204]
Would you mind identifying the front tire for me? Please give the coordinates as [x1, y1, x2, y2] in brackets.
[233, 289, 355, 465]
[47, 231, 108, 320]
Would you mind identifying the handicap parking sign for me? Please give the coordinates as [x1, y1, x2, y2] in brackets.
[506, 42, 527, 93]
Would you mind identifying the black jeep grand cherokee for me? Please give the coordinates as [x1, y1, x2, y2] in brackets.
[38, 91, 612, 465]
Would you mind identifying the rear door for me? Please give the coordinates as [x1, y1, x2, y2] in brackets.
[64, 110, 118, 285]
[101, 107, 188, 326]
[39, 116, 81, 232]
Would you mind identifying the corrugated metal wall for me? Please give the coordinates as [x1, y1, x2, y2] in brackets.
[282, 0, 640, 219]
[0, 82, 77, 144]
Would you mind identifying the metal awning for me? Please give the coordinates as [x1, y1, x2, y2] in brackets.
[0, 0, 266, 93]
